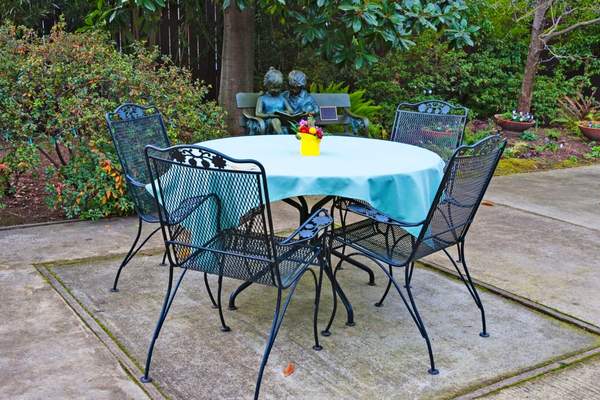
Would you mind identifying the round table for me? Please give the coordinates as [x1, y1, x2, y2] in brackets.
[194, 135, 446, 325]
[199, 135, 445, 233]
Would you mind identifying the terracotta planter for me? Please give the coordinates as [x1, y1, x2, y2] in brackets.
[494, 114, 535, 136]
[579, 122, 600, 141]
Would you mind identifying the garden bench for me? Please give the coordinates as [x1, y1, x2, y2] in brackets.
[236, 92, 369, 136]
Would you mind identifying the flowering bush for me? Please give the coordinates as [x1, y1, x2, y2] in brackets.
[0, 21, 227, 219]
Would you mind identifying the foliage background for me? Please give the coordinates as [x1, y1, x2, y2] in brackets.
[1, 0, 599, 219]
[0, 21, 226, 218]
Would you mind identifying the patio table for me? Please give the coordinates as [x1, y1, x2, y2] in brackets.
[146, 135, 444, 326]
[194, 135, 445, 326]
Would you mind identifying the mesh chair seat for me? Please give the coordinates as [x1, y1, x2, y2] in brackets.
[333, 219, 438, 267]
[176, 230, 319, 288]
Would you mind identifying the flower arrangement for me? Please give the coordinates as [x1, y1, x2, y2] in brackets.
[294, 115, 324, 156]
[296, 116, 324, 139]
[502, 110, 535, 123]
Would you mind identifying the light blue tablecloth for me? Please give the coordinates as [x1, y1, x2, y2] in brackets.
[193, 135, 445, 236]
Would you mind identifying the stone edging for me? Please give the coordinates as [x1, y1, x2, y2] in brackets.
[35, 264, 168, 400]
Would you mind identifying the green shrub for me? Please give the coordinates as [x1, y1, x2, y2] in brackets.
[586, 146, 600, 159]
[546, 129, 561, 141]
[0, 21, 227, 220]
[520, 131, 538, 141]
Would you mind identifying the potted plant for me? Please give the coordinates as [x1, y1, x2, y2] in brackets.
[495, 110, 536, 136]
[579, 121, 600, 141]
[295, 116, 324, 156]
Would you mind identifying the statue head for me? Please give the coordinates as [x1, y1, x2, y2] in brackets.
[288, 70, 307, 96]
[263, 67, 284, 96]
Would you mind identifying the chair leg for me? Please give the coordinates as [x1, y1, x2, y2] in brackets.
[228, 280, 253, 311]
[112, 217, 163, 292]
[217, 273, 231, 332]
[443, 243, 488, 337]
[405, 262, 415, 289]
[311, 263, 324, 351]
[379, 265, 439, 375]
[160, 249, 168, 266]
[254, 282, 300, 400]
[204, 272, 218, 309]
[375, 265, 393, 307]
[141, 266, 187, 383]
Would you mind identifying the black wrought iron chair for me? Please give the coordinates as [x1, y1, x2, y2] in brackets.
[142, 144, 332, 399]
[391, 100, 468, 161]
[328, 135, 506, 375]
[105, 103, 177, 293]
[331, 100, 470, 284]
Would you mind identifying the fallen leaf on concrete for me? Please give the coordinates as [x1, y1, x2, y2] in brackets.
[283, 362, 295, 377]
[481, 200, 495, 206]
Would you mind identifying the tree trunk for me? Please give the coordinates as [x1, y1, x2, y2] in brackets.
[218, 5, 255, 135]
[517, 0, 552, 113]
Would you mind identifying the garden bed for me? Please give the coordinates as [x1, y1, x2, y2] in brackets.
[469, 121, 600, 175]
[0, 153, 66, 227]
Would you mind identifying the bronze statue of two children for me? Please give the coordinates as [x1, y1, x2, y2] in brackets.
[255, 67, 319, 134]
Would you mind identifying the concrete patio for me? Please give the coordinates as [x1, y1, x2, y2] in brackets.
[1, 164, 600, 399]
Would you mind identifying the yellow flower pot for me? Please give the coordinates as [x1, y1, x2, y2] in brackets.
[300, 133, 321, 156]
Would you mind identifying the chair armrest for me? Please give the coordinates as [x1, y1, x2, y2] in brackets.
[338, 198, 425, 227]
[279, 209, 332, 246]
[167, 193, 220, 226]
[125, 174, 146, 188]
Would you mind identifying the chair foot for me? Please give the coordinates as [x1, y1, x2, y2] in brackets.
[221, 326, 231, 332]
[321, 330, 331, 337]
[367, 281, 376, 287]
[428, 368, 439, 375]
[404, 284, 411, 289]
[345, 321, 355, 327]
[211, 305, 219, 309]
[140, 376, 153, 383]
[228, 305, 238, 311]
[374, 301, 383, 307]
[110, 288, 119, 293]
[480, 331, 489, 338]
[159, 262, 167, 266]
[312, 345, 323, 351]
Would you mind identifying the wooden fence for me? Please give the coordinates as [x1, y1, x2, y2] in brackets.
[37, 1, 223, 100]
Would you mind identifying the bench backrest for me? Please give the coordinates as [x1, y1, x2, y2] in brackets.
[236, 92, 352, 126]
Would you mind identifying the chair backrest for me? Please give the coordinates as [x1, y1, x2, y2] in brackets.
[106, 103, 171, 218]
[391, 100, 468, 161]
[414, 135, 506, 257]
[145, 144, 282, 286]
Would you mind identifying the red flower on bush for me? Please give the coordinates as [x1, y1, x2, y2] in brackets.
[0, 163, 7, 172]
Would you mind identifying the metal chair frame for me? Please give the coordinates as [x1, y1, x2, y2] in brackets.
[390, 100, 469, 160]
[333, 100, 469, 285]
[141, 144, 333, 399]
[104, 103, 210, 298]
[328, 135, 506, 375]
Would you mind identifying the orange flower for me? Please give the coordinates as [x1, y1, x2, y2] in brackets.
[0, 163, 8, 172]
